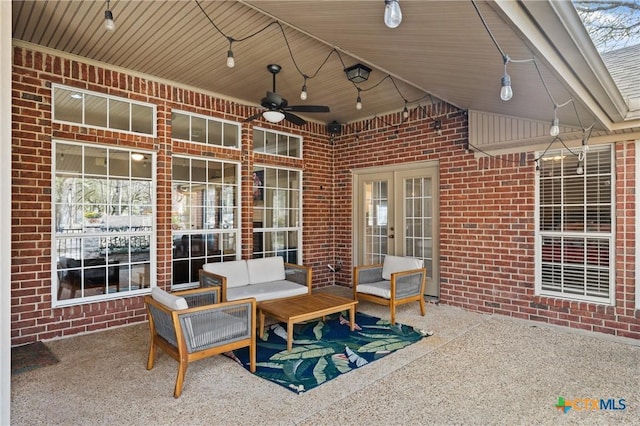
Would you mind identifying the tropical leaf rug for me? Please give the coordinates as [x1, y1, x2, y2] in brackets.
[230, 311, 431, 394]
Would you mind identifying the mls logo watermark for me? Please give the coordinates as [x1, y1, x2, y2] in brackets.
[556, 397, 627, 413]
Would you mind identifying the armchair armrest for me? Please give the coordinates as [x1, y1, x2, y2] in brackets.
[177, 298, 256, 353]
[284, 263, 312, 293]
[353, 264, 384, 285]
[389, 268, 426, 300]
[175, 286, 220, 307]
[199, 269, 228, 301]
[353, 263, 383, 299]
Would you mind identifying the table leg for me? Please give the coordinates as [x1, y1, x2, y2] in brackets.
[259, 310, 265, 339]
[287, 320, 293, 351]
[349, 305, 355, 331]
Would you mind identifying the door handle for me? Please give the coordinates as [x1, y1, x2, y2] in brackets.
[388, 234, 394, 239]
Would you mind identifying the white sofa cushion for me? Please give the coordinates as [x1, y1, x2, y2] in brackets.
[247, 256, 285, 285]
[357, 281, 391, 299]
[152, 287, 188, 310]
[203, 260, 250, 288]
[382, 255, 423, 280]
[226, 280, 307, 302]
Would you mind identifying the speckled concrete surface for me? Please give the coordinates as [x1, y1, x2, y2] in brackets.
[11, 286, 639, 425]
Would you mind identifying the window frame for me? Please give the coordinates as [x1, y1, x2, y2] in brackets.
[253, 126, 303, 159]
[52, 84, 156, 137]
[252, 164, 303, 264]
[171, 110, 241, 149]
[170, 155, 242, 290]
[534, 144, 615, 305]
[52, 141, 156, 307]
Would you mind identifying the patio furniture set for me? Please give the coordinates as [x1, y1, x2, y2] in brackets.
[144, 255, 427, 397]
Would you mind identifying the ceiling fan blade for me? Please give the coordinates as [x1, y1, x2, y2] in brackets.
[286, 105, 330, 113]
[243, 112, 263, 122]
[283, 111, 307, 126]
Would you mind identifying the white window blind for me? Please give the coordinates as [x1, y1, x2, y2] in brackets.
[536, 145, 614, 303]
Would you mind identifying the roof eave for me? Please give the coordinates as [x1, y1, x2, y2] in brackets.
[492, 0, 630, 132]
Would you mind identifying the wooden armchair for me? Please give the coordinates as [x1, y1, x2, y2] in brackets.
[144, 287, 256, 398]
[353, 255, 426, 324]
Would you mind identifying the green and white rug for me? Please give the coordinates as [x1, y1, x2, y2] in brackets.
[230, 312, 431, 393]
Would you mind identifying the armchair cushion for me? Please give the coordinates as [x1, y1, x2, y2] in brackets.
[151, 287, 188, 310]
[382, 255, 423, 280]
[203, 260, 250, 288]
[356, 281, 392, 299]
[247, 257, 285, 284]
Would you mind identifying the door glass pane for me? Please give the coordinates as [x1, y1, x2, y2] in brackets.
[364, 180, 388, 264]
[405, 177, 433, 280]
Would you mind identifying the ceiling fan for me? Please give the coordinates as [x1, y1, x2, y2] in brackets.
[245, 64, 330, 126]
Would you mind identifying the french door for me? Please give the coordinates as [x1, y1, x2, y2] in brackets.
[353, 162, 439, 297]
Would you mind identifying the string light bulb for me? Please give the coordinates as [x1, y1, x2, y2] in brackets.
[402, 102, 409, 119]
[226, 38, 235, 68]
[500, 55, 512, 101]
[384, 0, 402, 28]
[549, 117, 560, 137]
[226, 50, 235, 68]
[300, 77, 308, 100]
[356, 89, 363, 110]
[104, 0, 115, 31]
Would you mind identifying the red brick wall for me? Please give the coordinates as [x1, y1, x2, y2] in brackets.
[332, 112, 638, 340]
[11, 46, 332, 344]
[11, 45, 639, 344]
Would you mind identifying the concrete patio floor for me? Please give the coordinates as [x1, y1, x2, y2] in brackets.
[10, 286, 639, 425]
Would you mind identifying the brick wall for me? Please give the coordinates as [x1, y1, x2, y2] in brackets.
[11, 45, 638, 344]
[332, 111, 638, 340]
[11, 46, 333, 344]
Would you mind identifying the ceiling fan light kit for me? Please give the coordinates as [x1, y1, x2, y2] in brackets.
[262, 110, 285, 123]
[244, 64, 330, 126]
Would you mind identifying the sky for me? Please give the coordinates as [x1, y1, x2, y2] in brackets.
[573, 0, 640, 52]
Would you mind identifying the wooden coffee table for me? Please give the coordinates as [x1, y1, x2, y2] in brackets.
[258, 293, 358, 351]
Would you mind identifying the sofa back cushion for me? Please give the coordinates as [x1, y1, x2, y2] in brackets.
[247, 256, 285, 284]
[203, 260, 250, 288]
[382, 255, 423, 280]
[151, 287, 188, 310]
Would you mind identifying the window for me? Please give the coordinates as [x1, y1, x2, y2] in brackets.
[52, 84, 155, 136]
[53, 142, 155, 305]
[253, 127, 302, 158]
[171, 156, 240, 288]
[536, 145, 614, 304]
[252, 165, 302, 263]
[172, 111, 240, 148]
